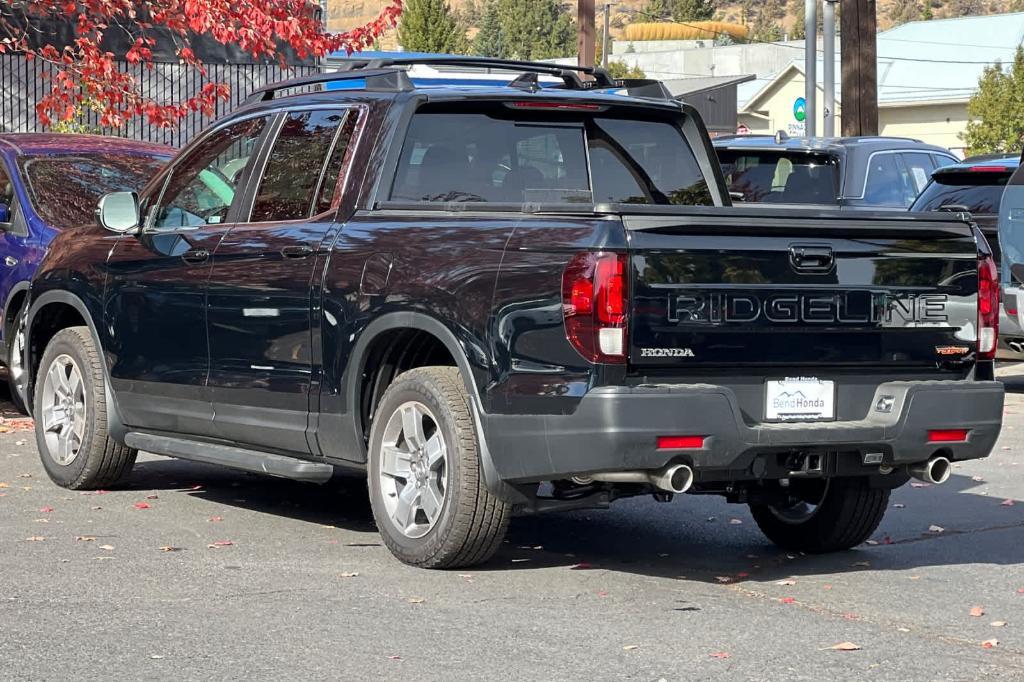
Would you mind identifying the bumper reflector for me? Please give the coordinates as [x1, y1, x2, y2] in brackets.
[657, 435, 705, 450]
[927, 429, 969, 443]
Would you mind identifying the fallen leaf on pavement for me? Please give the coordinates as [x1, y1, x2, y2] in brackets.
[75, 536, 95, 542]
[715, 576, 732, 583]
[98, 544, 114, 551]
[991, 621, 1007, 627]
[133, 502, 151, 510]
[972, 476, 985, 482]
[828, 642, 862, 651]
[776, 579, 796, 586]
[339, 572, 359, 578]
[510, 558, 530, 563]
[207, 540, 233, 548]
[597, 590, 609, 597]
[406, 597, 425, 604]
[570, 562, 594, 570]
[0, 482, 8, 488]
[893, 503, 906, 509]
[622, 645, 639, 651]
[927, 525, 945, 533]
[387, 655, 402, 661]
[1001, 499, 1015, 507]
[910, 482, 930, 488]
[709, 652, 731, 659]
[149, 655, 165, 660]
[970, 606, 985, 618]
[982, 639, 999, 649]
[729, 518, 743, 525]
[208, 516, 223, 522]
[897, 627, 911, 633]
[779, 597, 796, 604]
[882, 536, 894, 545]
[146, 494, 159, 500]
[865, 539, 878, 545]
[158, 546, 183, 552]
[39, 506, 53, 513]
[25, 536, 45, 542]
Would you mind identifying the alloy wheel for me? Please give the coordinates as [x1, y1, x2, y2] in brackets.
[377, 400, 449, 539]
[40, 354, 87, 466]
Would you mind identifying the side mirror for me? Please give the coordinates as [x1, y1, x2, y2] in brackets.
[0, 202, 10, 224]
[97, 191, 140, 233]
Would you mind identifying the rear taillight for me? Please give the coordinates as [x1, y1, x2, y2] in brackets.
[562, 252, 628, 363]
[978, 253, 999, 361]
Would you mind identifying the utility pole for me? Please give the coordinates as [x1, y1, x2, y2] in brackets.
[579, 0, 596, 69]
[841, 0, 879, 136]
[804, 0, 817, 137]
[602, 3, 613, 69]
[822, 0, 836, 137]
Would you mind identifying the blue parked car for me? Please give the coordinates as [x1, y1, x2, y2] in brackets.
[0, 134, 171, 410]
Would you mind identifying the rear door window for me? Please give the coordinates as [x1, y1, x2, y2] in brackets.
[901, 152, 937, 195]
[389, 107, 712, 206]
[863, 153, 916, 208]
[716, 150, 837, 204]
[250, 109, 355, 222]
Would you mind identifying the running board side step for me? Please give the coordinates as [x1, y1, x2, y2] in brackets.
[123, 432, 335, 483]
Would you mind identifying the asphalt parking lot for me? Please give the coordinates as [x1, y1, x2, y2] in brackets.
[2, 373, 1024, 681]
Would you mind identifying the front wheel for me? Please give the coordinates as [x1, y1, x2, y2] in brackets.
[749, 477, 889, 553]
[34, 326, 137, 489]
[367, 366, 511, 568]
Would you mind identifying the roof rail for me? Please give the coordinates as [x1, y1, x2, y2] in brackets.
[244, 68, 414, 103]
[334, 55, 618, 90]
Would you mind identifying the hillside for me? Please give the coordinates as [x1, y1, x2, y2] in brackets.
[325, 0, 1018, 50]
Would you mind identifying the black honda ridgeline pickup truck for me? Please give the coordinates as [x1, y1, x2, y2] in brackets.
[19, 58, 1004, 568]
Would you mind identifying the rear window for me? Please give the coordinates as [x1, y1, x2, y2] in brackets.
[717, 150, 837, 205]
[21, 153, 170, 228]
[910, 171, 1011, 214]
[389, 107, 712, 206]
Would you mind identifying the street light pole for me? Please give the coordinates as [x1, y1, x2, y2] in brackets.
[804, 0, 817, 138]
[823, 0, 836, 137]
[602, 3, 612, 69]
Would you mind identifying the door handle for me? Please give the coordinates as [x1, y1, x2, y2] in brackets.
[789, 245, 834, 273]
[182, 248, 210, 264]
[281, 245, 314, 259]
[4, 256, 16, 267]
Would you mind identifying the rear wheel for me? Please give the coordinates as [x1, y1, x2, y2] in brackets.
[6, 308, 27, 414]
[367, 366, 511, 568]
[749, 477, 889, 553]
[34, 326, 137, 489]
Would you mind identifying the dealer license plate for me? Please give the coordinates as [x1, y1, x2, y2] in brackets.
[765, 377, 835, 421]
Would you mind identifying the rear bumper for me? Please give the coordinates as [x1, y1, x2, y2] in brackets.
[482, 380, 1004, 484]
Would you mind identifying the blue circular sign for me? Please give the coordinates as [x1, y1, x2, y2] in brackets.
[794, 97, 807, 122]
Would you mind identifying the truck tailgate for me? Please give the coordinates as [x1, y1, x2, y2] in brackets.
[625, 208, 980, 372]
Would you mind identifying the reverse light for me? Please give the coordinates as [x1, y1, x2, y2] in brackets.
[657, 436, 706, 450]
[562, 252, 628, 363]
[978, 252, 999, 360]
[927, 429, 970, 443]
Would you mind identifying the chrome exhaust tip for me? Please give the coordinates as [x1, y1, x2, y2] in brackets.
[908, 456, 952, 485]
[651, 464, 694, 494]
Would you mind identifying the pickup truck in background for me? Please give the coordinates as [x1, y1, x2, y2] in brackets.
[714, 134, 958, 209]
[21, 58, 1004, 569]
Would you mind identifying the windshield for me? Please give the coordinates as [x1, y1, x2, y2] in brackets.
[21, 153, 171, 228]
[389, 107, 713, 206]
[911, 173, 1011, 214]
[716, 149, 839, 205]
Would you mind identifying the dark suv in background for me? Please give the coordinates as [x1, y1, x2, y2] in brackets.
[714, 135, 959, 209]
[911, 155, 1024, 358]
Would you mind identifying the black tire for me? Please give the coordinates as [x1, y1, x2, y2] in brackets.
[367, 366, 511, 568]
[749, 477, 889, 553]
[6, 307, 28, 414]
[33, 326, 137, 489]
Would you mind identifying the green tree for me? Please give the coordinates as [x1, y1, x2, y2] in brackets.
[671, 0, 716, 22]
[606, 61, 647, 79]
[494, 0, 575, 60]
[474, 0, 504, 56]
[643, 0, 674, 20]
[397, 0, 468, 53]
[963, 47, 1024, 155]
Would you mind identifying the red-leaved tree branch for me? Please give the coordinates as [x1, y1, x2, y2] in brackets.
[0, 1, 402, 128]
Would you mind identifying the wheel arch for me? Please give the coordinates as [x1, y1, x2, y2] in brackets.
[2, 282, 30, 353]
[25, 290, 127, 442]
[344, 312, 527, 505]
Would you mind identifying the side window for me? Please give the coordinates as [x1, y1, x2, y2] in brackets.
[933, 154, 959, 170]
[250, 109, 354, 223]
[152, 117, 268, 229]
[902, 152, 937, 196]
[0, 165, 15, 229]
[864, 153, 913, 207]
